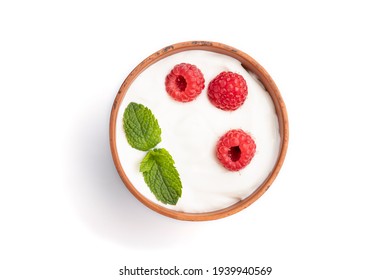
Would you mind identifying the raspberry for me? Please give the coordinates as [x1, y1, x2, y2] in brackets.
[216, 129, 256, 171]
[207, 71, 248, 111]
[165, 63, 205, 102]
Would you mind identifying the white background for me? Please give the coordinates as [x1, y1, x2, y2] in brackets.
[1, 0, 389, 279]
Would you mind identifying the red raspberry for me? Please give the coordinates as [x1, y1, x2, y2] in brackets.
[216, 129, 256, 171]
[207, 71, 248, 111]
[165, 63, 205, 102]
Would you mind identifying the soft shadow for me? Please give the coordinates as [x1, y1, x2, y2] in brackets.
[68, 98, 199, 249]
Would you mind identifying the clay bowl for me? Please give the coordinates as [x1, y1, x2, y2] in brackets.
[109, 41, 289, 221]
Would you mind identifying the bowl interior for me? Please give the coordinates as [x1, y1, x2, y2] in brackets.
[109, 41, 288, 221]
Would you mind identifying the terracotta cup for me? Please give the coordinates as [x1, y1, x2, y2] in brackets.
[109, 41, 289, 221]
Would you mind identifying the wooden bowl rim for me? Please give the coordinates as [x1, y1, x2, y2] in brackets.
[109, 41, 289, 221]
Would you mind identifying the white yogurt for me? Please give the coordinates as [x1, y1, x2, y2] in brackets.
[116, 50, 280, 213]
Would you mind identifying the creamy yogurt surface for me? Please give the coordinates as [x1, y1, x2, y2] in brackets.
[116, 50, 280, 213]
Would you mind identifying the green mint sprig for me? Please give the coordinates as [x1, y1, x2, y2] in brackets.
[123, 102, 182, 205]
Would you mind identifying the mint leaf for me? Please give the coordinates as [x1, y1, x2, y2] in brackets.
[140, 148, 182, 205]
[123, 102, 161, 151]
